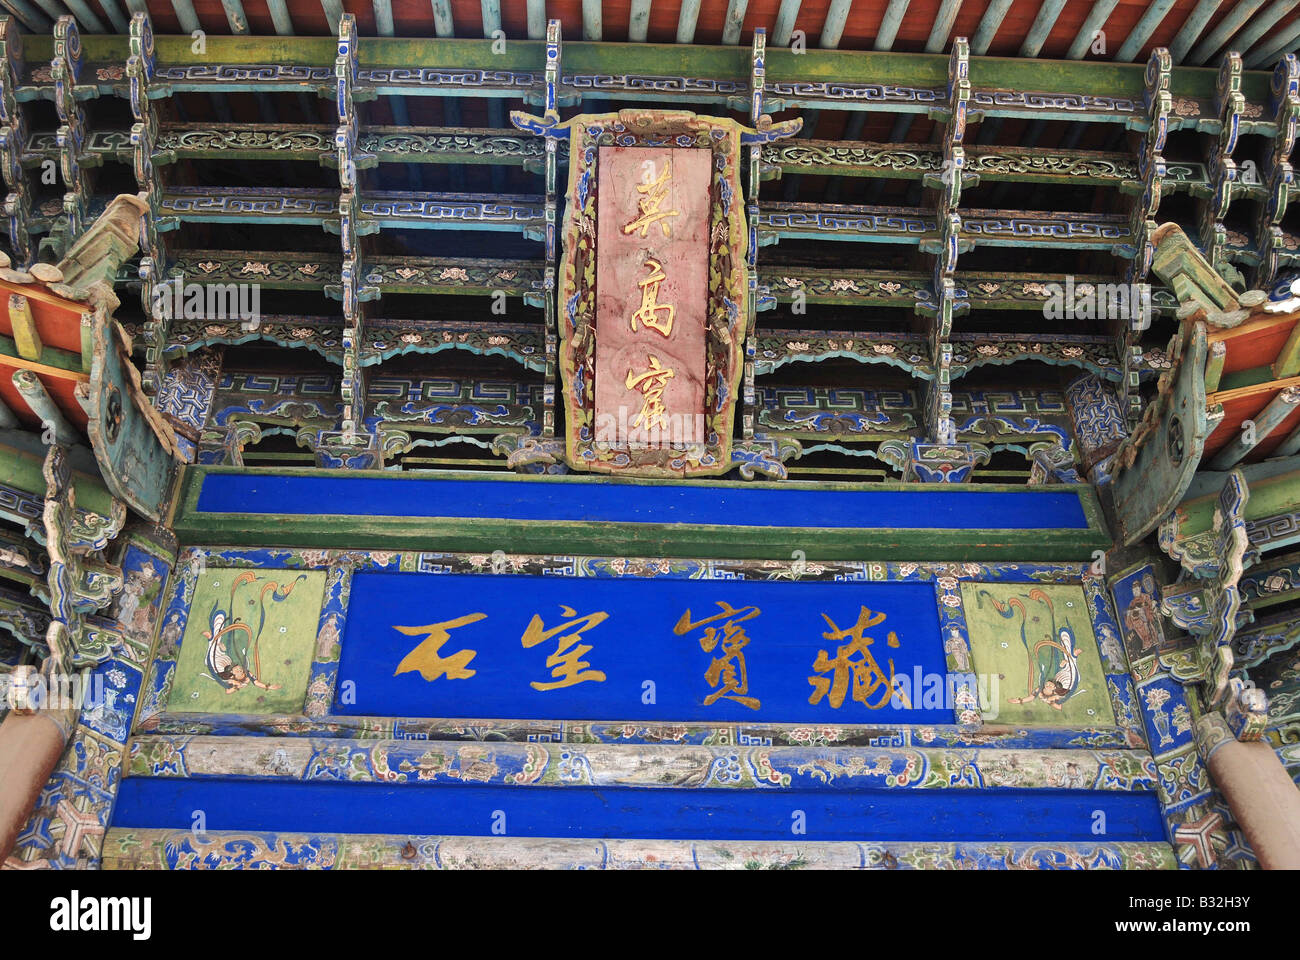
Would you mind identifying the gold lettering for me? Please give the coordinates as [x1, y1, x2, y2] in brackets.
[623, 159, 680, 239]
[393, 613, 485, 681]
[521, 604, 608, 691]
[807, 606, 909, 710]
[631, 257, 675, 337]
[625, 355, 675, 431]
[674, 601, 761, 710]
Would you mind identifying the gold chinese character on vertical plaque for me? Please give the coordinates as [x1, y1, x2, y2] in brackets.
[625, 355, 675, 431]
[622, 158, 679, 239]
[631, 257, 675, 337]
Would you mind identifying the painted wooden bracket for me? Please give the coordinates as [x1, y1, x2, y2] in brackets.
[1109, 319, 1210, 545]
[44, 17, 93, 262]
[128, 12, 174, 395]
[1159, 468, 1253, 707]
[0, 17, 33, 268]
[916, 39, 975, 447]
[1193, 53, 1243, 275]
[1251, 56, 1299, 287]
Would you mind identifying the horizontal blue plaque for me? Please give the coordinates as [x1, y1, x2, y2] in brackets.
[196, 473, 1090, 530]
[335, 572, 951, 723]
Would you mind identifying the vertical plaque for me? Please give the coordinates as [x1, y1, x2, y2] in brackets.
[594, 146, 710, 450]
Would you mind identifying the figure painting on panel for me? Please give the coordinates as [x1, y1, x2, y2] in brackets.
[203, 571, 307, 694]
[974, 588, 1084, 710]
[1123, 574, 1166, 658]
[962, 581, 1114, 726]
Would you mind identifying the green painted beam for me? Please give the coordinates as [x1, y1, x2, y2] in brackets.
[1175, 465, 1300, 537]
[0, 396, 16, 429]
[676, 0, 701, 44]
[526, 0, 545, 39]
[63, 0, 106, 32]
[1020, 0, 1067, 58]
[772, 0, 801, 46]
[0, 0, 51, 31]
[319, 0, 343, 34]
[32, 34, 1265, 106]
[722, 0, 748, 44]
[171, 466, 1113, 562]
[431, 0, 453, 37]
[1115, 0, 1177, 61]
[628, 0, 651, 42]
[1067, 0, 1120, 59]
[583, 0, 601, 41]
[372, 0, 394, 37]
[1246, 17, 1300, 65]
[971, 0, 1012, 55]
[874, 0, 910, 50]
[98, 0, 129, 33]
[820, 0, 852, 49]
[1170, 0, 1225, 63]
[1189, 0, 1268, 64]
[0, 440, 115, 516]
[480, 0, 500, 36]
[1233, 0, 1300, 61]
[924, 0, 963, 53]
[168, 0, 201, 34]
[266, 0, 294, 34]
[220, 0, 249, 34]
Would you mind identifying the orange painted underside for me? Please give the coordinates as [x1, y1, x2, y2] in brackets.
[0, 354, 89, 432]
[0, 280, 86, 358]
[1209, 311, 1300, 375]
[1205, 376, 1300, 462]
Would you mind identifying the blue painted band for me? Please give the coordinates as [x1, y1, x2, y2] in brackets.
[195, 474, 1090, 530]
[112, 778, 1167, 842]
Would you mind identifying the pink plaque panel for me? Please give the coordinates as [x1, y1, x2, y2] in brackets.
[594, 145, 710, 448]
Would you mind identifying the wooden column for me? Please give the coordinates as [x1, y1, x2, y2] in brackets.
[0, 709, 71, 863]
[1198, 713, 1300, 869]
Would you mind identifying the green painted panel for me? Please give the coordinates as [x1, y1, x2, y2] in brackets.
[962, 582, 1115, 727]
[166, 567, 326, 715]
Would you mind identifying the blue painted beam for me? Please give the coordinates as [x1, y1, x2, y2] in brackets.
[431, 0, 454, 37]
[220, 0, 249, 34]
[722, 0, 749, 44]
[1020, 0, 1067, 58]
[1066, 0, 1119, 59]
[772, 0, 801, 45]
[168, 0, 201, 35]
[629, 0, 651, 41]
[1169, 0, 1225, 63]
[266, 0, 294, 34]
[583, 0, 601, 41]
[924, 0, 963, 54]
[676, 0, 701, 44]
[480, 0, 500, 36]
[320, 0, 344, 34]
[1189, 0, 1268, 64]
[873, 0, 910, 50]
[1246, 17, 1300, 65]
[1115, 0, 1177, 61]
[820, 0, 851, 48]
[1232, 0, 1300, 61]
[98, 0, 129, 32]
[124, 0, 148, 14]
[526, 0, 546, 39]
[971, 0, 1013, 55]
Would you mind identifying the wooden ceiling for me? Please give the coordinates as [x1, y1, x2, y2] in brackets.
[30, 1, 1293, 69]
